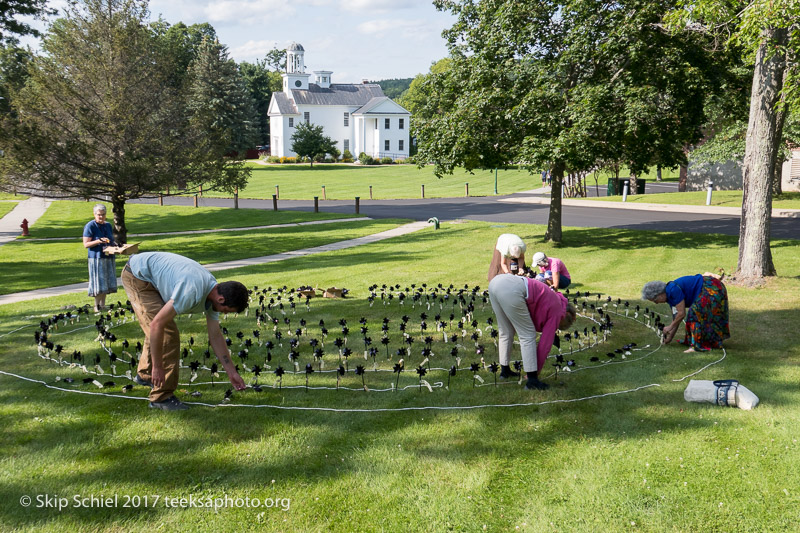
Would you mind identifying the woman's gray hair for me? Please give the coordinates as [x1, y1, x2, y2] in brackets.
[641, 281, 667, 301]
[508, 244, 523, 259]
[93, 204, 107, 214]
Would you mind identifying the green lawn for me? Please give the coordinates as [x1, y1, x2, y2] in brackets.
[577, 190, 800, 209]
[201, 163, 543, 199]
[0, 192, 27, 201]
[1, 220, 799, 531]
[1, 218, 407, 295]
[26, 201, 361, 239]
[0, 200, 19, 219]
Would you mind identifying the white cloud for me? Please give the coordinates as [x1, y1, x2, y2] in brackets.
[203, 0, 294, 24]
[356, 18, 432, 40]
[342, 0, 423, 13]
[229, 39, 280, 61]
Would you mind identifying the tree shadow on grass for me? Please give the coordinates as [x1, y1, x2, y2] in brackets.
[552, 227, 800, 252]
[0, 302, 797, 529]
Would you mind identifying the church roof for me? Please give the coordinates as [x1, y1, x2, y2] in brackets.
[352, 96, 409, 115]
[272, 92, 299, 115]
[290, 83, 386, 106]
[288, 42, 304, 51]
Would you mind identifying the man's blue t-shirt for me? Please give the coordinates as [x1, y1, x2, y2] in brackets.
[665, 274, 704, 308]
[128, 252, 218, 319]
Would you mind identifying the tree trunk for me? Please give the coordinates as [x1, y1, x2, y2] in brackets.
[111, 194, 127, 245]
[771, 98, 787, 197]
[736, 27, 787, 281]
[678, 146, 688, 192]
[545, 161, 565, 243]
[656, 166, 662, 182]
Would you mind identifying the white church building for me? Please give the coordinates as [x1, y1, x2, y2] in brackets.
[268, 42, 411, 160]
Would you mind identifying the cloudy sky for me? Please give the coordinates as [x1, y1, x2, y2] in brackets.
[18, 0, 456, 82]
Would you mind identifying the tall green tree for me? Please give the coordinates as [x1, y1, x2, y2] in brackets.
[0, 0, 56, 43]
[186, 37, 260, 159]
[0, 42, 32, 116]
[290, 122, 337, 168]
[669, 0, 800, 281]
[239, 58, 281, 145]
[417, 0, 729, 243]
[397, 58, 451, 117]
[0, 0, 249, 242]
[150, 20, 216, 89]
[265, 47, 286, 72]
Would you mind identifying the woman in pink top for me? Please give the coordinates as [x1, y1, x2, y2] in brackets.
[488, 274, 577, 390]
[532, 252, 571, 291]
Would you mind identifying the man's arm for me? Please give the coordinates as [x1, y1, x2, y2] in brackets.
[148, 301, 178, 388]
[207, 315, 246, 390]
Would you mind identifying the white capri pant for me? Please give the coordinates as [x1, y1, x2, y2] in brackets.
[488, 274, 538, 373]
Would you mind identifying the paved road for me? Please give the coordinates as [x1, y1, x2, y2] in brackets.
[130, 189, 800, 240]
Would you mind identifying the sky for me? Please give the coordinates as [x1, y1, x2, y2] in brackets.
[17, 0, 456, 83]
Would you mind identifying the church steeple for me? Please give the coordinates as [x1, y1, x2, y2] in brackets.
[286, 42, 305, 73]
[282, 42, 311, 93]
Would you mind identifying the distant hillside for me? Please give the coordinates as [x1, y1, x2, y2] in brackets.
[371, 78, 413, 100]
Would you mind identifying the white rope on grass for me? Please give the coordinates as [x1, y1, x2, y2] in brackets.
[2, 289, 721, 411]
[0, 324, 31, 339]
[0, 369, 149, 402]
[540, 343, 663, 380]
[671, 347, 727, 382]
[170, 383, 666, 411]
[0, 368, 661, 412]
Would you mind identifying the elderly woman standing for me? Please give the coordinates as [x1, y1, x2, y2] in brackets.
[489, 274, 577, 390]
[488, 233, 528, 281]
[83, 204, 117, 312]
[642, 274, 730, 353]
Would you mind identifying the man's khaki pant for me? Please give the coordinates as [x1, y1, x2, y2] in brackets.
[122, 268, 181, 403]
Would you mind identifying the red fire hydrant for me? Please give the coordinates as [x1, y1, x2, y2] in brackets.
[20, 218, 29, 236]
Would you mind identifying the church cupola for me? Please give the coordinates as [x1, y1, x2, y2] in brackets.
[286, 42, 305, 73]
[314, 70, 333, 89]
[282, 42, 311, 93]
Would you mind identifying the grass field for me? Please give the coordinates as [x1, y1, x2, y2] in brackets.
[0, 192, 27, 201]
[0, 200, 19, 219]
[202, 163, 544, 199]
[1, 203, 403, 295]
[190, 163, 683, 201]
[578, 190, 800, 209]
[1, 219, 799, 531]
[24, 201, 361, 240]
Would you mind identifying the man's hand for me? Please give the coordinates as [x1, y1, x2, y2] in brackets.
[152, 365, 165, 388]
[227, 370, 246, 391]
[207, 316, 246, 390]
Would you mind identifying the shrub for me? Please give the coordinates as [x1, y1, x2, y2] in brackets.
[279, 156, 297, 164]
[358, 152, 375, 165]
[313, 153, 325, 163]
[342, 149, 353, 160]
[342, 157, 354, 163]
[265, 155, 280, 163]
[258, 151, 270, 159]
[380, 157, 393, 165]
